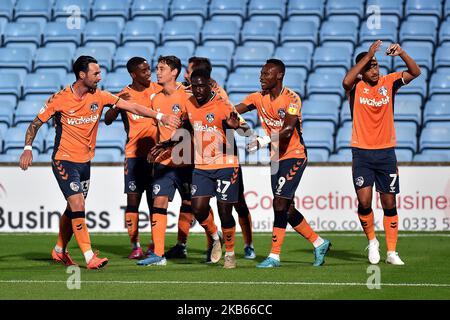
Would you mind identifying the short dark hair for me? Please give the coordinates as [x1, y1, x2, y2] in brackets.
[266, 58, 285, 74]
[126, 57, 148, 73]
[190, 68, 211, 82]
[73, 56, 98, 80]
[157, 55, 182, 78]
[188, 56, 212, 74]
[355, 51, 368, 64]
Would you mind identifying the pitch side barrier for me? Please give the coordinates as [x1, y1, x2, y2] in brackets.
[1, 162, 449, 232]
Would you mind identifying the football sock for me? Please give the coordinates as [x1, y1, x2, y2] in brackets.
[383, 208, 398, 252]
[71, 213, 92, 263]
[358, 206, 376, 241]
[271, 209, 288, 255]
[125, 210, 140, 248]
[177, 205, 193, 245]
[152, 208, 168, 257]
[56, 209, 73, 251]
[288, 207, 320, 245]
[199, 212, 218, 239]
[222, 225, 236, 253]
[205, 208, 215, 248]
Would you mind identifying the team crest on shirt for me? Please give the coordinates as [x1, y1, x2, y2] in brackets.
[172, 104, 180, 114]
[191, 185, 198, 196]
[70, 182, 80, 192]
[206, 113, 215, 123]
[128, 181, 136, 192]
[90, 103, 99, 113]
[153, 184, 161, 195]
[355, 176, 364, 187]
[278, 108, 286, 119]
[378, 86, 388, 96]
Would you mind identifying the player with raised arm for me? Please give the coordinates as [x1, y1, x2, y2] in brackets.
[165, 57, 256, 261]
[104, 57, 162, 259]
[342, 40, 421, 265]
[19, 56, 180, 269]
[235, 59, 331, 268]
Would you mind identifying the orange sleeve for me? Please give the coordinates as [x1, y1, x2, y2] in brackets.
[242, 92, 259, 107]
[100, 90, 120, 105]
[286, 93, 302, 117]
[37, 94, 59, 123]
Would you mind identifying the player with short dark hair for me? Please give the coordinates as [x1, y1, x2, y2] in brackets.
[235, 59, 331, 268]
[342, 40, 421, 265]
[104, 57, 162, 259]
[19, 56, 180, 269]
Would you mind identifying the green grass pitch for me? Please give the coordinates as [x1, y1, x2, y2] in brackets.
[0, 232, 449, 300]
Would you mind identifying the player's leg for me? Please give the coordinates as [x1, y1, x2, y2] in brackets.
[165, 199, 192, 259]
[218, 201, 237, 268]
[52, 204, 77, 266]
[234, 166, 255, 259]
[144, 187, 155, 255]
[375, 148, 403, 265]
[352, 148, 380, 264]
[125, 193, 144, 259]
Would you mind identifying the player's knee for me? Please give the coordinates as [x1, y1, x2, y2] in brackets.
[192, 204, 209, 222]
[273, 210, 288, 228]
[126, 205, 139, 213]
[357, 205, 373, 215]
[273, 197, 291, 212]
[383, 207, 397, 217]
[287, 209, 304, 227]
[68, 197, 85, 212]
[221, 217, 236, 229]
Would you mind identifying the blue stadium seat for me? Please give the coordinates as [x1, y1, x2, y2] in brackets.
[434, 43, 450, 69]
[84, 21, 122, 49]
[274, 45, 312, 71]
[439, 19, 450, 45]
[34, 152, 52, 163]
[64, 73, 76, 86]
[114, 46, 153, 70]
[162, 20, 200, 45]
[340, 100, 352, 125]
[97, 123, 126, 152]
[424, 100, 450, 124]
[123, 20, 161, 46]
[397, 74, 427, 99]
[14, 0, 52, 20]
[0, 73, 22, 101]
[0, 154, 21, 163]
[23, 73, 61, 97]
[335, 123, 352, 151]
[195, 45, 233, 71]
[92, 148, 123, 163]
[209, 0, 247, 20]
[241, 20, 279, 45]
[394, 42, 433, 73]
[419, 123, 450, 151]
[287, 0, 325, 23]
[226, 71, 261, 94]
[320, 21, 358, 46]
[302, 98, 339, 127]
[228, 93, 249, 105]
[202, 20, 240, 45]
[301, 123, 334, 153]
[313, 45, 351, 70]
[44, 129, 55, 153]
[131, 0, 169, 20]
[241, 111, 259, 128]
[281, 21, 318, 47]
[359, 20, 398, 44]
[366, 0, 403, 20]
[4, 126, 45, 152]
[53, 0, 91, 21]
[413, 149, 450, 162]
[446, 0, 450, 18]
[43, 22, 83, 47]
[233, 45, 272, 69]
[4, 22, 42, 48]
[405, 0, 442, 19]
[92, 0, 130, 20]
[14, 99, 46, 125]
[0, 47, 33, 72]
[429, 71, 450, 97]
[75, 46, 114, 72]
[307, 70, 345, 98]
[171, 0, 208, 19]
[0, 1, 14, 21]
[34, 47, 73, 72]
[307, 148, 330, 162]
[248, 0, 286, 27]
[102, 72, 130, 94]
[0, 99, 14, 127]
[395, 122, 417, 152]
[328, 148, 352, 162]
[326, 0, 365, 19]
[283, 72, 305, 97]
[400, 19, 437, 44]
[394, 95, 422, 127]
[153, 45, 193, 68]
[395, 149, 413, 162]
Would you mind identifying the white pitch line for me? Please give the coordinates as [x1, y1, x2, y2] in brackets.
[0, 280, 450, 288]
[1, 233, 450, 237]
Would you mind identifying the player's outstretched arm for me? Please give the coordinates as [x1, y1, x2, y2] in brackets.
[19, 117, 44, 170]
[114, 98, 181, 129]
[385, 43, 421, 84]
[105, 93, 130, 125]
[342, 40, 382, 91]
[234, 103, 251, 115]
